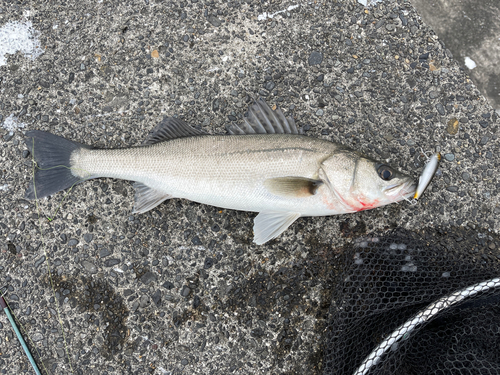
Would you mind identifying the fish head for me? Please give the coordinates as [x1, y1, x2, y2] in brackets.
[321, 153, 416, 212]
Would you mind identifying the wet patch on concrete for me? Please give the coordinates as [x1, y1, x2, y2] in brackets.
[339, 219, 368, 238]
[214, 242, 339, 373]
[42, 273, 129, 359]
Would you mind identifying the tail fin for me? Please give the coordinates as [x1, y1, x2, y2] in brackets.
[25, 130, 92, 200]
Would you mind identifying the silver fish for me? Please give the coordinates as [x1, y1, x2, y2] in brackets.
[25, 99, 415, 244]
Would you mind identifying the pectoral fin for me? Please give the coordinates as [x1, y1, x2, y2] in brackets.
[264, 177, 323, 198]
[132, 182, 173, 214]
[253, 211, 301, 245]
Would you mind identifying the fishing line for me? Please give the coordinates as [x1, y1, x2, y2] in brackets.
[402, 195, 417, 205]
[14, 5, 75, 373]
[29, 161, 90, 222]
[30, 140, 75, 374]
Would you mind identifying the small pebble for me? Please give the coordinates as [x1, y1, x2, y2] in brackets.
[446, 117, 459, 135]
[207, 15, 221, 27]
[308, 51, 323, 66]
[435, 103, 445, 116]
[140, 271, 157, 285]
[99, 248, 111, 257]
[181, 286, 191, 297]
[204, 258, 214, 269]
[163, 281, 174, 290]
[68, 239, 79, 246]
[264, 81, 275, 91]
[375, 19, 385, 29]
[32, 333, 44, 342]
[34, 256, 46, 268]
[479, 120, 488, 128]
[444, 153, 455, 161]
[103, 258, 120, 267]
[82, 260, 97, 274]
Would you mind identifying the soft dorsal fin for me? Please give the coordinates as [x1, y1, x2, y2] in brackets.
[264, 177, 323, 198]
[253, 211, 301, 245]
[228, 98, 301, 135]
[132, 182, 173, 213]
[143, 117, 207, 145]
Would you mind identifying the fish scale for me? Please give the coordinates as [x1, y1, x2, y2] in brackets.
[72, 134, 338, 215]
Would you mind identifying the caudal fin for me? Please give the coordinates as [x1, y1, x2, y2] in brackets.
[24, 130, 92, 200]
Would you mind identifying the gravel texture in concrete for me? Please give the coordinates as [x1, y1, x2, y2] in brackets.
[0, 0, 499, 374]
[411, 0, 500, 114]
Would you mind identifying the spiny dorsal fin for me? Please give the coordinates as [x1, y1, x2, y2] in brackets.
[253, 211, 301, 245]
[227, 98, 301, 135]
[264, 177, 323, 198]
[143, 117, 207, 145]
[132, 182, 173, 213]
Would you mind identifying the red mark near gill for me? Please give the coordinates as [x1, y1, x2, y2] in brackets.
[356, 198, 379, 211]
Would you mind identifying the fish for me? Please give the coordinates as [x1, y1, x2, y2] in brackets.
[414, 152, 440, 200]
[24, 99, 416, 245]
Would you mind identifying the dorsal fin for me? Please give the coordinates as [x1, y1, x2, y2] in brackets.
[143, 117, 207, 145]
[227, 98, 301, 135]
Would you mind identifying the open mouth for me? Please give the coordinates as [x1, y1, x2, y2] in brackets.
[384, 180, 417, 198]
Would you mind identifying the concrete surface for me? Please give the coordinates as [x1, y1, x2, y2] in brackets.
[411, 0, 500, 113]
[0, 0, 498, 374]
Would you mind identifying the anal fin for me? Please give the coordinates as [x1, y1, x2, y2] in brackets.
[253, 211, 301, 245]
[132, 182, 173, 214]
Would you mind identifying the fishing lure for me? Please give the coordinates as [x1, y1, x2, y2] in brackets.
[414, 152, 441, 200]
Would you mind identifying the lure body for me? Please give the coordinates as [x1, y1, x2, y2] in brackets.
[414, 152, 441, 199]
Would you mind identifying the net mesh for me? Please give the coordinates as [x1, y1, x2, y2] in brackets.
[323, 227, 500, 375]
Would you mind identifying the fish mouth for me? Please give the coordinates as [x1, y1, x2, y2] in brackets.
[383, 179, 417, 200]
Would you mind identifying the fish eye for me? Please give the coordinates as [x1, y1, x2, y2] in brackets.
[377, 165, 394, 181]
